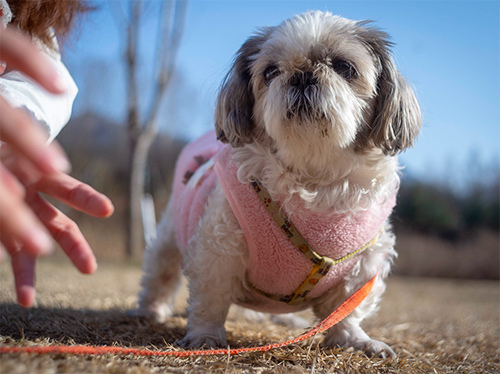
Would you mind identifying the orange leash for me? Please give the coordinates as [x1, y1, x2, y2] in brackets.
[0, 272, 378, 357]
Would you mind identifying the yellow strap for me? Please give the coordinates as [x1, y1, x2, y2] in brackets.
[331, 230, 383, 266]
[250, 179, 382, 305]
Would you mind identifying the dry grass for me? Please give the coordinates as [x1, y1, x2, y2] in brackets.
[0, 257, 498, 374]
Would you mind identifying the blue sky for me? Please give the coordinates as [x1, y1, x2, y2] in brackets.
[65, 0, 500, 185]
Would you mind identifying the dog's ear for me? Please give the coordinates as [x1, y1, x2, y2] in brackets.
[355, 24, 421, 156]
[215, 28, 273, 147]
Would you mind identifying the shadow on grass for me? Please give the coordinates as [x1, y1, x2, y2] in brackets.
[0, 303, 186, 348]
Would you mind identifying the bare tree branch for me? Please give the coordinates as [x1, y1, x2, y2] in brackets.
[127, 1, 141, 136]
[165, 0, 189, 75]
[146, 0, 189, 129]
[126, 0, 190, 259]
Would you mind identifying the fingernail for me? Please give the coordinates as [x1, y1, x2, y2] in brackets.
[22, 229, 53, 256]
[41, 150, 72, 174]
[35, 231, 53, 255]
[51, 153, 72, 174]
[88, 259, 97, 274]
[75, 252, 97, 274]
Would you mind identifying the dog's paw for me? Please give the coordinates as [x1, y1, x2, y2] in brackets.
[359, 339, 396, 359]
[177, 327, 227, 349]
[322, 336, 396, 359]
[127, 303, 173, 323]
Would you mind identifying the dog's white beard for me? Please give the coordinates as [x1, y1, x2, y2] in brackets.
[258, 78, 367, 153]
[233, 141, 400, 215]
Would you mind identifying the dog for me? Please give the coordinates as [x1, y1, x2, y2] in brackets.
[135, 11, 420, 358]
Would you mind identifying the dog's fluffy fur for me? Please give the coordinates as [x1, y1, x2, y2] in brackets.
[135, 11, 420, 358]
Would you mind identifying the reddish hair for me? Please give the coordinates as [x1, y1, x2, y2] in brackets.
[7, 0, 90, 50]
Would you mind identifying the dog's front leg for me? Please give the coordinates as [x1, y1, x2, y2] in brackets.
[314, 275, 396, 358]
[178, 183, 247, 349]
[177, 276, 233, 349]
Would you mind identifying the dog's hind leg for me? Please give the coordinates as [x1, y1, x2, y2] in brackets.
[134, 198, 183, 323]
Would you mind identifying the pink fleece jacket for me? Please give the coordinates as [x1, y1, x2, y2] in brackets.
[173, 131, 397, 312]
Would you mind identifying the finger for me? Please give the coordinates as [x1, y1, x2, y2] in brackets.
[0, 97, 71, 174]
[1, 143, 44, 187]
[11, 250, 36, 307]
[0, 159, 25, 199]
[26, 192, 97, 274]
[0, 165, 53, 257]
[34, 172, 114, 218]
[0, 27, 67, 93]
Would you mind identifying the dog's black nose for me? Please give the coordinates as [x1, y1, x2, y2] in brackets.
[290, 71, 317, 90]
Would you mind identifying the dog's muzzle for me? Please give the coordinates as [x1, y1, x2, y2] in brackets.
[286, 72, 322, 120]
[290, 71, 317, 91]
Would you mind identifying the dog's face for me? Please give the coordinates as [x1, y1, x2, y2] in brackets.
[215, 11, 420, 161]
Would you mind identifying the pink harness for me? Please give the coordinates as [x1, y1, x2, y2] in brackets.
[173, 131, 397, 312]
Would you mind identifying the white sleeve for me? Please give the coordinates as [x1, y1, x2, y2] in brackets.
[0, 52, 78, 143]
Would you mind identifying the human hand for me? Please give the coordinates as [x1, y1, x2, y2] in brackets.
[2, 146, 114, 306]
[0, 27, 114, 306]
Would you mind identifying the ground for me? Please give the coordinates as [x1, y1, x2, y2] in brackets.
[0, 256, 498, 374]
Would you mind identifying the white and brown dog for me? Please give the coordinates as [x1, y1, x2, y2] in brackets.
[135, 11, 420, 358]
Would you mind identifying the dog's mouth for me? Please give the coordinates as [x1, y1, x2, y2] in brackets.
[285, 91, 326, 121]
[285, 72, 326, 121]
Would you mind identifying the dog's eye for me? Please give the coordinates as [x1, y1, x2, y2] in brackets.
[264, 65, 280, 85]
[332, 60, 358, 81]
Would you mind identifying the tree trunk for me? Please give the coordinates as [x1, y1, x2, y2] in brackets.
[129, 122, 159, 260]
[122, 0, 188, 260]
[125, 1, 141, 260]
